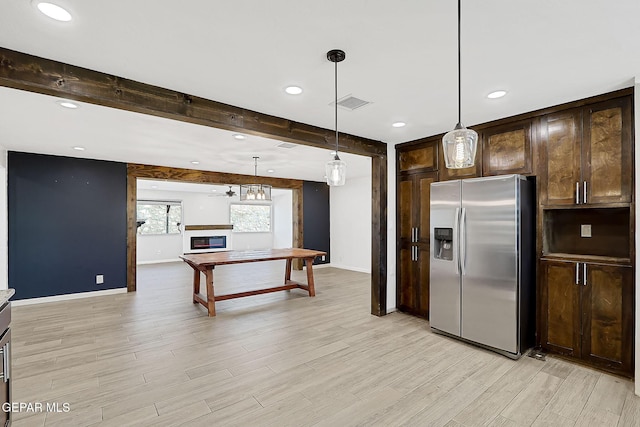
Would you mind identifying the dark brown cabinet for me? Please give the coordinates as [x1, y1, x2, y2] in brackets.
[542, 96, 632, 206]
[481, 119, 533, 176]
[397, 169, 437, 317]
[540, 259, 633, 377]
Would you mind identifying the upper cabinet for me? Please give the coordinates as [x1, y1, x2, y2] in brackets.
[542, 96, 632, 206]
[481, 119, 533, 176]
[397, 140, 438, 173]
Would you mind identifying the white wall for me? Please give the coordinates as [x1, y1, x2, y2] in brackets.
[387, 147, 397, 312]
[330, 173, 372, 273]
[634, 78, 639, 396]
[0, 147, 7, 290]
[272, 190, 293, 248]
[136, 187, 292, 263]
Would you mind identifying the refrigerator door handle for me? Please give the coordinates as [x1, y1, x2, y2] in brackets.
[460, 207, 467, 276]
[453, 207, 460, 275]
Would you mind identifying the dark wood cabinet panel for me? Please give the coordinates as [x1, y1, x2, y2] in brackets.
[540, 259, 634, 377]
[540, 260, 581, 357]
[482, 120, 532, 176]
[541, 96, 632, 206]
[398, 144, 438, 172]
[541, 109, 582, 205]
[582, 97, 633, 204]
[582, 263, 633, 374]
[396, 171, 437, 318]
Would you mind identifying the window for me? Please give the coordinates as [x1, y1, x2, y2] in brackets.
[137, 200, 182, 235]
[230, 203, 271, 232]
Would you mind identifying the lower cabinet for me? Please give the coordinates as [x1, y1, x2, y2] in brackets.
[397, 243, 430, 318]
[540, 259, 633, 377]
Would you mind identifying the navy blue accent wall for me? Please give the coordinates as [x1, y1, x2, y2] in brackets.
[302, 181, 330, 265]
[8, 152, 127, 299]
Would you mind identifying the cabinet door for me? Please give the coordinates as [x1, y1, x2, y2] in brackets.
[582, 263, 633, 375]
[417, 244, 430, 318]
[541, 109, 582, 205]
[582, 97, 632, 204]
[540, 260, 582, 357]
[398, 176, 414, 244]
[398, 142, 438, 172]
[417, 173, 436, 243]
[482, 120, 532, 176]
[397, 245, 417, 313]
[437, 134, 482, 181]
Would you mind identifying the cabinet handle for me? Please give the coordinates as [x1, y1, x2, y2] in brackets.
[576, 182, 580, 204]
[413, 246, 418, 261]
[1, 343, 8, 383]
[583, 263, 587, 286]
[583, 181, 588, 204]
[415, 227, 419, 242]
[575, 263, 580, 285]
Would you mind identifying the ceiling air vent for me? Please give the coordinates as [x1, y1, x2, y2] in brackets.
[276, 142, 297, 149]
[335, 94, 371, 111]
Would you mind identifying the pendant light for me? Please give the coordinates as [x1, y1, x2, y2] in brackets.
[442, 0, 478, 169]
[240, 157, 272, 201]
[326, 49, 347, 186]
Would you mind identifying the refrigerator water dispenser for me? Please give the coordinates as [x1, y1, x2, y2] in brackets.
[434, 227, 453, 260]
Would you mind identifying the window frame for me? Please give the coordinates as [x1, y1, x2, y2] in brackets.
[136, 199, 183, 235]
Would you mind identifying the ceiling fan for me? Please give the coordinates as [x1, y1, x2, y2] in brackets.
[224, 185, 236, 197]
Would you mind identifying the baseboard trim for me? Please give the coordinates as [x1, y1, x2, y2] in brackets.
[12, 288, 127, 306]
[136, 258, 182, 265]
[323, 264, 371, 274]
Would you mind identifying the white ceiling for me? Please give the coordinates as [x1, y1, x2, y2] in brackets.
[0, 0, 639, 181]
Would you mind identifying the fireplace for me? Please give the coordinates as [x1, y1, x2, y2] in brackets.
[183, 225, 233, 254]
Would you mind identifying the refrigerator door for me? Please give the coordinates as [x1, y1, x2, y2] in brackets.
[461, 175, 520, 353]
[429, 180, 461, 336]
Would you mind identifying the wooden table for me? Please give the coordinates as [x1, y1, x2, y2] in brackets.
[180, 248, 327, 316]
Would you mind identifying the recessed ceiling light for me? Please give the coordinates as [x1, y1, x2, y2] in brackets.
[285, 86, 303, 95]
[267, 169, 275, 173]
[232, 134, 246, 140]
[151, 185, 158, 189]
[72, 146, 85, 151]
[330, 151, 337, 156]
[36, 2, 72, 21]
[211, 189, 217, 192]
[191, 161, 200, 165]
[57, 100, 78, 109]
[487, 90, 507, 99]
[392, 121, 406, 128]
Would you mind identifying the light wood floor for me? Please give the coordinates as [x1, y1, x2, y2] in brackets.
[9, 262, 640, 426]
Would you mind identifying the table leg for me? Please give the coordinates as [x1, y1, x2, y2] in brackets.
[192, 268, 201, 303]
[305, 258, 316, 297]
[204, 268, 216, 317]
[285, 258, 292, 283]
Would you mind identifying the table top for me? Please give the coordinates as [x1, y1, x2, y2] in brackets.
[180, 248, 327, 267]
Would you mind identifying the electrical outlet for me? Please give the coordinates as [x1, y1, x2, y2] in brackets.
[321, 255, 326, 261]
[96, 274, 104, 285]
[581, 224, 592, 238]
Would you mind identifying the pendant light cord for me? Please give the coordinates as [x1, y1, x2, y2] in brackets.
[334, 58, 339, 160]
[457, 0, 461, 126]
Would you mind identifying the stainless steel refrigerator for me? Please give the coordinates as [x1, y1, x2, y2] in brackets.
[429, 174, 535, 358]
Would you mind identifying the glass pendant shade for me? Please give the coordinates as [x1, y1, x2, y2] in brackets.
[240, 156, 272, 201]
[240, 183, 272, 201]
[325, 157, 346, 186]
[442, 124, 478, 169]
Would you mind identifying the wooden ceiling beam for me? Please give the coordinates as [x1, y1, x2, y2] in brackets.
[0, 47, 386, 157]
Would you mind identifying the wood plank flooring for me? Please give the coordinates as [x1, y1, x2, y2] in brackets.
[9, 261, 640, 426]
